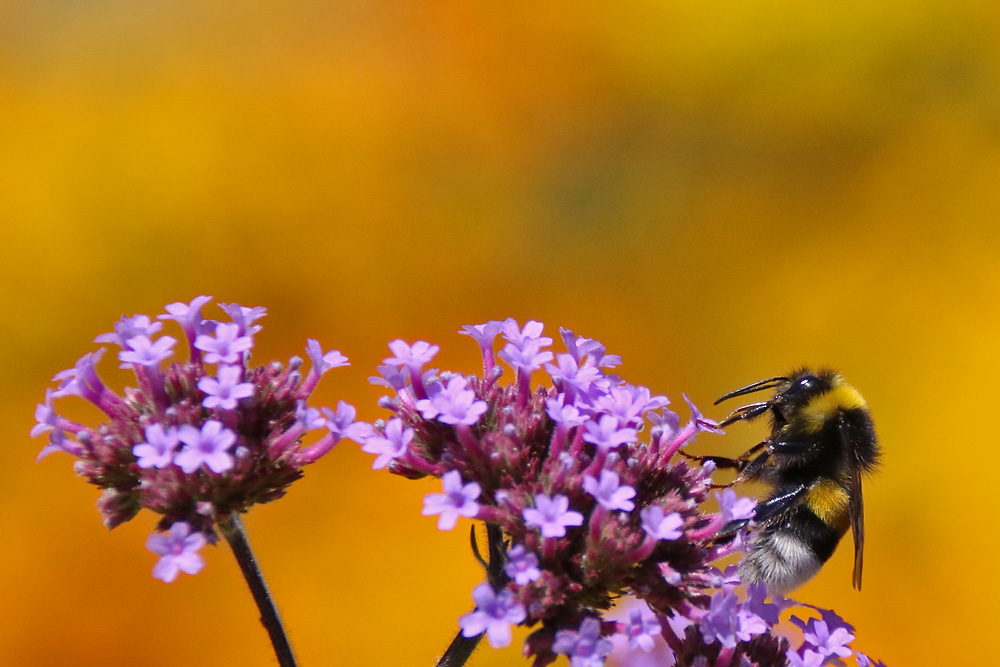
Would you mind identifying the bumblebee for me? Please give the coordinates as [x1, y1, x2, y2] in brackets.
[706, 368, 880, 594]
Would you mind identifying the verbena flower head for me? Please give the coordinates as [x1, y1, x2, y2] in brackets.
[33, 297, 361, 581]
[607, 591, 883, 667]
[362, 320, 885, 667]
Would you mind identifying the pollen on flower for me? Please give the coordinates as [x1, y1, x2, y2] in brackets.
[33, 297, 359, 581]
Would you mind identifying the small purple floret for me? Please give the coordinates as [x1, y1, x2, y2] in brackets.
[546, 353, 601, 399]
[582, 414, 637, 452]
[736, 606, 769, 642]
[219, 303, 267, 336]
[552, 617, 613, 667]
[623, 606, 662, 652]
[322, 401, 372, 443]
[295, 401, 326, 431]
[459, 321, 504, 348]
[31, 389, 59, 439]
[195, 323, 254, 365]
[133, 423, 181, 469]
[175, 420, 237, 474]
[501, 319, 553, 348]
[745, 582, 784, 625]
[306, 339, 350, 375]
[716, 488, 757, 523]
[458, 582, 527, 648]
[498, 340, 554, 374]
[504, 544, 541, 585]
[640, 506, 684, 541]
[421, 470, 481, 530]
[415, 376, 488, 426]
[95, 314, 163, 347]
[700, 589, 741, 649]
[146, 521, 206, 583]
[35, 428, 85, 462]
[369, 364, 410, 391]
[119, 334, 177, 367]
[360, 418, 412, 469]
[545, 398, 587, 427]
[198, 365, 254, 410]
[459, 321, 504, 372]
[583, 470, 636, 512]
[786, 649, 826, 667]
[793, 616, 856, 659]
[385, 339, 440, 368]
[523, 493, 584, 538]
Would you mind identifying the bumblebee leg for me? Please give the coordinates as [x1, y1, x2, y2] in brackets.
[679, 438, 768, 468]
[716, 517, 750, 538]
[719, 401, 773, 427]
[678, 452, 742, 469]
[734, 450, 771, 482]
[674, 455, 738, 488]
[752, 483, 811, 523]
[736, 438, 769, 460]
[768, 438, 811, 455]
[677, 452, 745, 488]
[680, 440, 770, 487]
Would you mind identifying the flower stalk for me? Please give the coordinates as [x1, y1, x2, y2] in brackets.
[436, 523, 508, 667]
[218, 513, 297, 667]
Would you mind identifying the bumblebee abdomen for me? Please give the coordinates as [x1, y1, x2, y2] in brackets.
[739, 502, 847, 595]
[805, 479, 851, 533]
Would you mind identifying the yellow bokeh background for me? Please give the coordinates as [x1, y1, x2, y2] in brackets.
[3, 2, 997, 665]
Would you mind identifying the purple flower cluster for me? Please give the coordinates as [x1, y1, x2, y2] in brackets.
[363, 319, 770, 664]
[32, 297, 364, 581]
[608, 590, 882, 667]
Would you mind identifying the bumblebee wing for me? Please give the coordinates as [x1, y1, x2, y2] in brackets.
[849, 464, 865, 590]
[839, 418, 865, 590]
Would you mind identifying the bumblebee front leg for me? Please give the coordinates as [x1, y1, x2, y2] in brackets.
[680, 440, 770, 487]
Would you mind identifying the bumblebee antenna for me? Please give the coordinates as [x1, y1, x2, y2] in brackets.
[714, 376, 788, 405]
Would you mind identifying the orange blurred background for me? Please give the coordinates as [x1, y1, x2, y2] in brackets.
[3, 1, 997, 665]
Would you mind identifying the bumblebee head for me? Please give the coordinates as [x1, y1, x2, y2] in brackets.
[772, 369, 840, 422]
[777, 369, 836, 406]
[715, 368, 839, 427]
